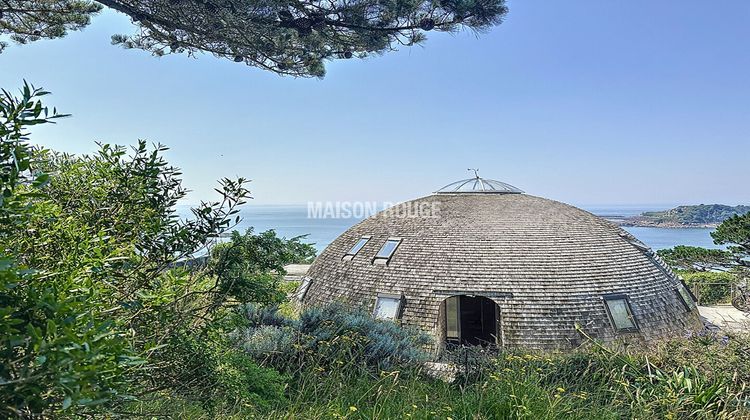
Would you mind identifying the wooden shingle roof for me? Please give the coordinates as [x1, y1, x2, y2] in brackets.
[303, 193, 703, 350]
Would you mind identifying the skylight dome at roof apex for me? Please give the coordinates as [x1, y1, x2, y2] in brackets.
[435, 170, 524, 194]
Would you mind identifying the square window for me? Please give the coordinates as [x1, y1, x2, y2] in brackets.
[374, 238, 401, 264]
[603, 295, 638, 332]
[343, 236, 370, 260]
[373, 294, 403, 321]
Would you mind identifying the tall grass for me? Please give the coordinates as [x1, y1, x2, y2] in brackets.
[127, 306, 750, 419]
[256, 342, 748, 419]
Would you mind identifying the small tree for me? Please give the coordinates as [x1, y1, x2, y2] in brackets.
[657, 245, 736, 273]
[658, 213, 750, 273]
[207, 229, 316, 307]
[658, 213, 750, 305]
[712, 212, 750, 271]
[0, 0, 509, 77]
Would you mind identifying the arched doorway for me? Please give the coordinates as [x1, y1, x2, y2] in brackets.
[442, 295, 500, 347]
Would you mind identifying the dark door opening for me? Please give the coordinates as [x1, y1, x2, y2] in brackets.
[444, 295, 499, 347]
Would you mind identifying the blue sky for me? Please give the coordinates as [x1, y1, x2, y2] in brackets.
[1, 0, 748, 207]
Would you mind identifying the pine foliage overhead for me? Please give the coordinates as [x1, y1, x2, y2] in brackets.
[0, 0, 509, 77]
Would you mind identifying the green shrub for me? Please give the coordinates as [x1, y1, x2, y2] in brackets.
[0, 84, 139, 417]
[0, 84, 303, 416]
[680, 271, 738, 305]
[277, 280, 301, 319]
[207, 229, 316, 306]
[144, 326, 286, 412]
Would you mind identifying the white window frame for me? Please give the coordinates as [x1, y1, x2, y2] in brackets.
[373, 238, 402, 265]
[373, 293, 404, 321]
[343, 236, 371, 261]
[603, 294, 638, 333]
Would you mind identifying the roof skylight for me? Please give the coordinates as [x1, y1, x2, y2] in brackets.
[374, 238, 401, 264]
[603, 295, 638, 332]
[343, 236, 370, 260]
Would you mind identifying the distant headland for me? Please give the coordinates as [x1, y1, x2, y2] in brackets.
[606, 204, 750, 228]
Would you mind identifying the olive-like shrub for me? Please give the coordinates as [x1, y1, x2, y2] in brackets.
[240, 303, 431, 373]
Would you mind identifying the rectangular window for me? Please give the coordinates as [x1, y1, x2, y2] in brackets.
[603, 295, 638, 332]
[676, 286, 694, 311]
[445, 296, 460, 341]
[343, 236, 370, 260]
[295, 277, 313, 301]
[373, 294, 403, 321]
[373, 238, 401, 264]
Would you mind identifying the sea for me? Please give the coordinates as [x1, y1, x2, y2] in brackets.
[181, 204, 724, 253]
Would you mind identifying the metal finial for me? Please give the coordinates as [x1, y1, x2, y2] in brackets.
[468, 168, 480, 179]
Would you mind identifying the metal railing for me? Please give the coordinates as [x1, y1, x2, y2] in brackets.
[690, 282, 741, 307]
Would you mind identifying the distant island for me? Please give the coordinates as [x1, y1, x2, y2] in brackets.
[610, 204, 750, 228]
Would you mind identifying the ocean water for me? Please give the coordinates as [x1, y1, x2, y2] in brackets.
[180, 204, 723, 253]
[620, 226, 721, 251]
[584, 205, 724, 251]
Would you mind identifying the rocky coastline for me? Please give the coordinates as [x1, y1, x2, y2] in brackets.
[617, 217, 719, 229]
[601, 204, 749, 229]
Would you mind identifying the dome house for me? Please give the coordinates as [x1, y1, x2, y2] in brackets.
[299, 173, 703, 350]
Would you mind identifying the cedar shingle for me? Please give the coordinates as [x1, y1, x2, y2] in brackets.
[302, 192, 703, 350]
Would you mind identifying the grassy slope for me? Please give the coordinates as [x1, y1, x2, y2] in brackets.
[129, 335, 750, 419]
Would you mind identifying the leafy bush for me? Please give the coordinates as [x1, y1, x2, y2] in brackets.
[0, 84, 136, 416]
[0, 84, 301, 416]
[243, 325, 298, 357]
[680, 271, 738, 305]
[242, 303, 296, 329]
[206, 229, 316, 306]
[144, 326, 286, 411]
